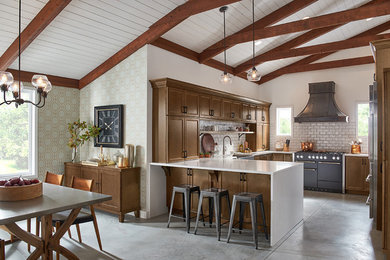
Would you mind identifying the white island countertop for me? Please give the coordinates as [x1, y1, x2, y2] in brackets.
[150, 158, 302, 175]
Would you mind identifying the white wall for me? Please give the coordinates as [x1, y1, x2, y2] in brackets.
[261, 60, 374, 153]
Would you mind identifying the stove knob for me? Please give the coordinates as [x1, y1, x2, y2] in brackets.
[320, 156, 323, 159]
[324, 156, 327, 160]
[336, 157, 340, 160]
[332, 156, 336, 160]
[301, 155, 304, 159]
[316, 156, 319, 159]
[308, 156, 311, 159]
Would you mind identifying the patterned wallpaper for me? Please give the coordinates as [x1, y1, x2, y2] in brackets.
[36, 84, 80, 180]
[80, 46, 148, 210]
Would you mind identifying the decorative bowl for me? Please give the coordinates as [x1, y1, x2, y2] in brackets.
[0, 182, 43, 201]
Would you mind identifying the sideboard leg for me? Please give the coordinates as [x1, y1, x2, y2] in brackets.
[134, 211, 140, 218]
[119, 213, 125, 223]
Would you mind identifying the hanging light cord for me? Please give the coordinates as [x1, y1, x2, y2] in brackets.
[252, 0, 255, 69]
[18, 0, 21, 99]
[223, 9, 227, 74]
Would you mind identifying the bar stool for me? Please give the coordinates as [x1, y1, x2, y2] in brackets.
[167, 184, 204, 233]
[227, 192, 268, 249]
[194, 188, 231, 241]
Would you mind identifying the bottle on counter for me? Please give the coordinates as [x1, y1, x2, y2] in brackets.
[239, 143, 244, 153]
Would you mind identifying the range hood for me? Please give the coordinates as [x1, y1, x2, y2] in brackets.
[294, 81, 348, 123]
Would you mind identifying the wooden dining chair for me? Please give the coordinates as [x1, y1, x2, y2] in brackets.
[52, 176, 102, 260]
[27, 171, 64, 252]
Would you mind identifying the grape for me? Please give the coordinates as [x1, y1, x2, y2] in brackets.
[0, 180, 6, 186]
[18, 180, 24, 186]
[31, 179, 39, 184]
[4, 181, 12, 187]
[9, 177, 20, 185]
[13, 184, 18, 186]
[23, 179, 31, 185]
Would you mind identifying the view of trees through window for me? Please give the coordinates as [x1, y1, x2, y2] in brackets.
[0, 92, 32, 176]
[358, 103, 369, 137]
[277, 107, 292, 136]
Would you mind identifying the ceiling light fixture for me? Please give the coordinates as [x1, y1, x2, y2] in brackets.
[219, 6, 232, 84]
[247, 0, 261, 82]
[0, 0, 51, 108]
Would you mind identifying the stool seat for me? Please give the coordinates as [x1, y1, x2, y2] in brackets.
[167, 184, 204, 233]
[227, 192, 268, 249]
[194, 188, 231, 241]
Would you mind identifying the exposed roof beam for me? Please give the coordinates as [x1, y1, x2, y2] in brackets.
[259, 56, 374, 83]
[211, 1, 390, 50]
[247, 33, 390, 63]
[0, 0, 72, 71]
[258, 20, 390, 84]
[79, 0, 241, 89]
[234, 0, 386, 74]
[151, 37, 235, 75]
[6, 69, 79, 89]
[198, 0, 318, 64]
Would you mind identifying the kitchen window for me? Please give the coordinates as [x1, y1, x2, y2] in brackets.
[0, 88, 37, 178]
[276, 107, 292, 136]
[357, 103, 369, 137]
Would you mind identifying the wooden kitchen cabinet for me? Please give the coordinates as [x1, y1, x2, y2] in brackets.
[272, 153, 284, 162]
[211, 97, 223, 118]
[64, 163, 140, 222]
[242, 104, 256, 122]
[231, 102, 242, 120]
[255, 123, 270, 151]
[345, 156, 369, 195]
[167, 88, 199, 116]
[199, 95, 223, 119]
[168, 116, 199, 162]
[257, 106, 269, 123]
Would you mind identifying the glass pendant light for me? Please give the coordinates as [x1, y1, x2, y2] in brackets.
[247, 0, 261, 82]
[219, 6, 232, 84]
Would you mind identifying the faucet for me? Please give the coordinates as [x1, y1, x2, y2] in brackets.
[223, 136, 232, 156]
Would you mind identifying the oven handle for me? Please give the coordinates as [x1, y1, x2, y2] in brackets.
[318, 162, 341, 165]
[301, 161, 316, 164]
[305, 168, 316, 171]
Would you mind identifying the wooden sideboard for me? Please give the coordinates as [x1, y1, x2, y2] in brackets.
[150, 78, 271, 163]
[64, 162, 140, 222]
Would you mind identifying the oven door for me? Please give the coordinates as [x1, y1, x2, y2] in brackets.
[304, 168, 317, 188]
[317, 161, 342, 191]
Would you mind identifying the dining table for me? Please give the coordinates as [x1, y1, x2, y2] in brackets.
[0, 183, 111, 260]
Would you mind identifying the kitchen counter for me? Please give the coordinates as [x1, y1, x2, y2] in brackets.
[150, 158, 301, 175]
[150, 158, 303, 246]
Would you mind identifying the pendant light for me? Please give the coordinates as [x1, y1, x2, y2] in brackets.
[219, 6, 232, 84]
[247, 0, 261, 82]
[0, 0, 51, 108]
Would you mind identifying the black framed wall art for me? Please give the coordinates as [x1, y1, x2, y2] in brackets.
[94, 104, 124, 148]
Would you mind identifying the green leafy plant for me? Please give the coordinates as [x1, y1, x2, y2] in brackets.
[67, 120, 100, 162]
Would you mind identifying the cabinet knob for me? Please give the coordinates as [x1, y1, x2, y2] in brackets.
[247, 114, 251, 120]
[262, 116, 265, 121]
[231, 112, 235, 118]
[262, 145, 265, 149]
[209, 109, 214, 116]
[183, 150, 187, 158]
[182, 106, 188, 114]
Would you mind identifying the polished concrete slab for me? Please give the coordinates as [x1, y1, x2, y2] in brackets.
[0, 191, 384, 259]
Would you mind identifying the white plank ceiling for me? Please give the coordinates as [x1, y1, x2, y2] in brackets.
[0, 0, 388, 81]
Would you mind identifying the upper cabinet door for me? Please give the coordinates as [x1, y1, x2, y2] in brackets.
[249, 105, 257, 122]
[257, 106, 264, 122]
[185, 92, 199, 116]
[242, 104, 250, 121]
[185, 118, 199, 160]
[231, 102, 242, 120]
[223, 100, 232, 120]
[262, 124, 270, 150]
[211, 97, 223, 118]
[199, 95, 211, 117]
[168, 88, 185, 116]
[263, 106, 270, 123]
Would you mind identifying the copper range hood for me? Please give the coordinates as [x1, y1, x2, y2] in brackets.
[294, 81, 348, 123]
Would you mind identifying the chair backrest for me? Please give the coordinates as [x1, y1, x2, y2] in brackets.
[71, 176, 93, 192]
[44, 171, 64, 186]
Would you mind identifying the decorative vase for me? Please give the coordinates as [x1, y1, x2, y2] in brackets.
[72, 147, 78, 163]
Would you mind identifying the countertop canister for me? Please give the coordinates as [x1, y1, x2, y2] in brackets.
[125, 144, 135, 168]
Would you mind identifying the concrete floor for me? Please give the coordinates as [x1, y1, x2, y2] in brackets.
[1, 191, 385, 260]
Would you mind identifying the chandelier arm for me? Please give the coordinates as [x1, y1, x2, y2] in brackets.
[35, 97, 46, 108]
[2, 91, 13, 105]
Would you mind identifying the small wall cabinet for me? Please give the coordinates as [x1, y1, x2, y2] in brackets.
[345, 156, 369, 195]
[64, 163, 140, 222]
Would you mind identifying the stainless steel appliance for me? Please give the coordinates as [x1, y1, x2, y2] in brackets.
[368, 81, 378, 220]
[295, 151, 344, 193]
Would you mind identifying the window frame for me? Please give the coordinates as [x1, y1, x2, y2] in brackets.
[276, 106, 293, 137]
[0, 87, 37, 179]
[356, 101, 369, 138]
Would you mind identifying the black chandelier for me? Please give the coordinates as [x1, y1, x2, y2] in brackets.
[0, 0, 51, 108]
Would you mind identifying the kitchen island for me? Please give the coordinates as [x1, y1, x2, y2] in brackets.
[149, 158, 303, 246]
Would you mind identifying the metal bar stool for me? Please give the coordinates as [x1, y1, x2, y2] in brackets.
[167, 184, 204, 233]
[227, 192, 268, 249]
[194, 188, 231, 241]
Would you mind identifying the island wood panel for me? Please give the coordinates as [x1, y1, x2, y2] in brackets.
[284, 154, 293, 162]
[345, 156, 369, 195]
[191, 169, 211, 217]
[272, 153, 284, 162]
[219, 171, 242, 223]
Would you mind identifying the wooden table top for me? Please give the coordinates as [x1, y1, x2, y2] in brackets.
[0, 183, 111, 225]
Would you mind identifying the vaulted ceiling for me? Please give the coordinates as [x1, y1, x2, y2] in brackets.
[0, 0, 389, 89]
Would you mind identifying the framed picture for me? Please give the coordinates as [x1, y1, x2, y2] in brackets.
[94, 105, 123, 148]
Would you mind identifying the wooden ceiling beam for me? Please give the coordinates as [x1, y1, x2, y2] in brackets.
[0, 0, 72, 71]
[234, 0, 386, 74]
[6, 69, 79, 89]
[248, 33, 390, 63]
[211, 1, 390, 49]
[258, 20, 390, 85]
[198, 0, 319, 64]
[259, 56, 374, 83]
[79, 0, 241, 89]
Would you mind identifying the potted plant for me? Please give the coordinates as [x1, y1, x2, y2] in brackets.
[199, 153, 204, 158]
[205, 152, 210, 158]
[67, 120, 100, 163]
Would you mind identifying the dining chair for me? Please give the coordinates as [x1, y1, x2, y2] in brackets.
[52, 176, 102, 260]
[27, 171, 64, 252]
